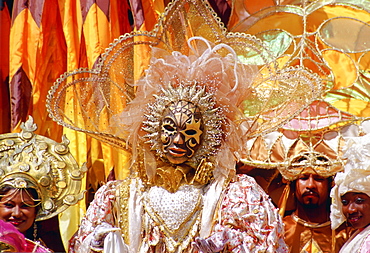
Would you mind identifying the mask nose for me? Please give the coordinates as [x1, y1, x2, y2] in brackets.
[173, 132, 184, 145]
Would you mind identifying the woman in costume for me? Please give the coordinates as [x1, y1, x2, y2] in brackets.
[0, 116, 86, 252]
[0, 185, 49, 252]
[47, 1, 321, 252]
[331, 133, 370, 252]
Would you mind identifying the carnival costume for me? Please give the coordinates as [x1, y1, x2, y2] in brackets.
[228, 1, 370, 252]
[0, 116, 87, 252]
[283, 211, 349, 253]
[46, 0, 323, 252]
[330, 133, 370, 253]
[277, 151, 351, 253]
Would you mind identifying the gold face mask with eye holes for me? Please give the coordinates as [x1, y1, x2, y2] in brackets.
[161, 101, 203, 165]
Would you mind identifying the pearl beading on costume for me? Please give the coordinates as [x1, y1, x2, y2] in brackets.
[145, 185, 202, 232]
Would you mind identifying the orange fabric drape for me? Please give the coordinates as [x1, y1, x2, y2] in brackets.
[2, 0, 232, 249]
[0, 0, 11, 133]
[6, 0, 134, 249]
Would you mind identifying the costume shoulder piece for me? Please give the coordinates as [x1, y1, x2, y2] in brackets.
[0, 116, 87, 221]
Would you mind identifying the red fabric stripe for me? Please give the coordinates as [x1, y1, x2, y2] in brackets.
[10, 67, 32, 130]
[0, 1, 11, 133]
[207, 0, 231, 26]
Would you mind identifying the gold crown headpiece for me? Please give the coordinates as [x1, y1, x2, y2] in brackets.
[279, 151, 343, 181]
[0, 116, 87, 221]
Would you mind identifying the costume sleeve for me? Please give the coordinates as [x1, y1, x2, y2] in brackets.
[210, 174, 288, 253]
[360, 233, 370, 253]
[68, 181, 121, 253]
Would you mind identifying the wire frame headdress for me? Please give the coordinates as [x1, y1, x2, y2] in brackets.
[0, 116, 87, 221]
[233, 0, 370, 180]
[46, 0, 321, 180]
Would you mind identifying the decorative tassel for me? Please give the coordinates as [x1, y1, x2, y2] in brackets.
[33, 222, 38, 241]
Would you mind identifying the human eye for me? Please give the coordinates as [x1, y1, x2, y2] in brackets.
[314, 177, 325, 182]
[355, 197, 365, 204]
[21, 203, 33, 209]
[2, 202, 14, 208]
[299, 175, 309, 180]
[341, 199, 348, 206]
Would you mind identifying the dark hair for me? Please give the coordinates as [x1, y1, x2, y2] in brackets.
[0, 185, 40, 240]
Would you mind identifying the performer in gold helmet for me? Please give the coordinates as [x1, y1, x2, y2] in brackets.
[276, 151, 351, 253]
[0, 116, 86, 252]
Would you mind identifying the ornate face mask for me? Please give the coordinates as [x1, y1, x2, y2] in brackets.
[161, 101, 203, 164]
[142, 83, 224, 171]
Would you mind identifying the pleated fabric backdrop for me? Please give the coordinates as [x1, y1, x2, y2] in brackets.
[5, 0, 370, 251]
[0, 0, 233, 250]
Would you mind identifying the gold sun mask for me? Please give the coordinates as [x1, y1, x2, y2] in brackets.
[143, 83, 224, 167]
[161, 101, 203, 165]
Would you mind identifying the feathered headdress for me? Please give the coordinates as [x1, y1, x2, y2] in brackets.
[46, 0, 320, 184]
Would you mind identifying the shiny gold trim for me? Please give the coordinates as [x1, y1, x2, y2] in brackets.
[292, 213, 331, 229]
[117, 178, 133, 245]
[0, 116, 87, 221]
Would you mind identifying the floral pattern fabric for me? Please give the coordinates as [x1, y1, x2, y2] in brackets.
[69, 175, 287, 252]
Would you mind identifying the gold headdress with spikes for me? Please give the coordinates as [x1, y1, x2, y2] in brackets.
[46, 0, 322, 186]
[0, 116, 87, 221]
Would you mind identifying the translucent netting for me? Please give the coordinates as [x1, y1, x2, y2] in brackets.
[46, 0, 322, 157]
[232, 0, 370, 176]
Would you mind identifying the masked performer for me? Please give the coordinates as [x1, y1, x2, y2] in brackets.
[47, 0, 321, 252]
[0, 116, 86, 252]
[331, 134, 370, 253]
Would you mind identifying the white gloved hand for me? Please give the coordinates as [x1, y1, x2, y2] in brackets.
[192, 229, 229, 253]
[104, 230, 129, 253]
[192, 236, 227, 253]
[90, 223, 121, 251]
